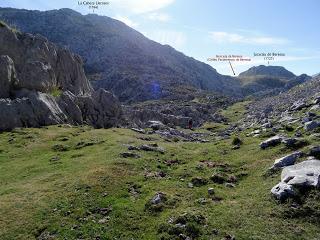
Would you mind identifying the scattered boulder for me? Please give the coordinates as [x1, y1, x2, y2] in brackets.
[225, 183, 235, 188]
[208, 188, 215, 195]
[120, 152, 140, 158]
[151, 192, 167, 205]
[260, 135, 284, 149]
[312, 94, 320, 105]
[140, 144, 165, 154]
[191, 177, 208, 187]
[210, 173, 227, 184]
[145, 192, 169, 213]
[158, 212, 205, 239]
[250, 129, 261, 136]
[308, 146, 320, 158]
[307, 111, 317, 118]
[271, 159, 320, 201]
[290, 100, 307, 111]
[37, 230, 56, 240]
[148, 120, 166, 130]
[270, 151, 302, 170]
[224, 234, 236, 240]
[131, 128, 145, 134]
[304, 121, 320, 131]
[281, 137, 298, 147]
[127, 145, 140, 151]
[261, 122, 273, 128]
[310, 104, 320, 111]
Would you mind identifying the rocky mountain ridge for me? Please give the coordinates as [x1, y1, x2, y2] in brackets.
[0, 8, 312, 103]
[0, 7, 243, 102]
[238, 65, 311, 97]
[239, 65, 296, 78]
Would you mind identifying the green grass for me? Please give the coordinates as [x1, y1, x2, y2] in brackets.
[0, 20, 6, 28]
[0, 20, 20, 34]
[0, 113, 320, 239]
[220, 100, 250, 123]
[50, 87, 63, 98]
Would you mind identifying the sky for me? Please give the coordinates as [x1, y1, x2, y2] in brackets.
[0, 0, 319, 76]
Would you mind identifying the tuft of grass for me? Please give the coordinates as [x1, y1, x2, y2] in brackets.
[50, 87, 63, 97]
[0, 20, 20, 34]
[0, 20, 6, 28]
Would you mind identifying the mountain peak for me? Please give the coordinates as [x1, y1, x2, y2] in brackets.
[239, 65, 296, 79]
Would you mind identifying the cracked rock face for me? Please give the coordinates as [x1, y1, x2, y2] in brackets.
[0, 24, 122, 131]
[0, 55, 18, 98]
[0, 91, 67, 130]
[271, 159, 320, 201]
[0, 25, 92, 95]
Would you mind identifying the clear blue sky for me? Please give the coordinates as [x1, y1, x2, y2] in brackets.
[1, 0, 319, 76]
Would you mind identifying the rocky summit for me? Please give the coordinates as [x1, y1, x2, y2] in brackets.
[0, 22, 122, 131]
[238, 65, 311, 97]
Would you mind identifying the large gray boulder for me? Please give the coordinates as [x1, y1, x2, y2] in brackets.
[57, 91, 83, 124]
[76, 89, 122, 128]
[0, 55, 18, 98]
[0, 91, 67, 131]
[281, 159, 320, 187]
[304, 120, 320, 131]
[270, 151, 302, 170]
[260, 135, 284, 149]
[147, 120, 166, 130]
[271, 159, 320, 200]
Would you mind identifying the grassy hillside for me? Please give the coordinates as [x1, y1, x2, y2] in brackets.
[239, 75, 288, 87]
[0, 103, 320, 239]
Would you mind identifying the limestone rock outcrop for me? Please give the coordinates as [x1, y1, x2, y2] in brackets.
[0, 55, 18, 98]
[0, 23, 122, 131]
[271, 159, 320, 201]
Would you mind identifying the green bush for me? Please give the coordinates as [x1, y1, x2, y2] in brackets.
[232, 136, 242, 145]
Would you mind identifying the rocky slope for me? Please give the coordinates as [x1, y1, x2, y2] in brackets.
[0, 7, 242, 102]
[124, 91, 231, 129]
[241, 75, 320, 127]
[0, 22, 122, 131]
[238, 65, 311, 97]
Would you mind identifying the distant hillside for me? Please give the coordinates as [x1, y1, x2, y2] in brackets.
[0, 7, 242, 102]
[238, 65, 311, 96]
[239, 65, 295, 79]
